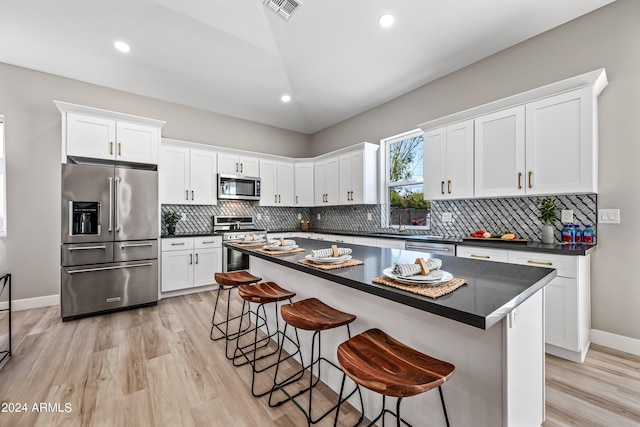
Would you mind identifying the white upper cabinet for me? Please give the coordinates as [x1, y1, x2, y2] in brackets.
[160, 142, 217, 205]
[294, 162, 314, 207]
[217, 152, 259, 176]
[525, 87, 595, 195]
[259, 159, 294, 206]
[56, 101, 165, 165]
[314, 156, 340, 205]
[474, 106, 526, 197]
[423, 120, 474, 200]
[338, 144, 378, 205]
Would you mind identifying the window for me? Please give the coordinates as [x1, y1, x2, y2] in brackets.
[0, 118, 5, 236]
[382, 129, 430, 230]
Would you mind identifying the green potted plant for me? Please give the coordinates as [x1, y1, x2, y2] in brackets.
[538, 198, 558, 244]
[162, 211, 181, 235]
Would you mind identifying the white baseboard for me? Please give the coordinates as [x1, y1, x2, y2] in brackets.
[591, 329, 640, 357]
[0, 294, 59, 312]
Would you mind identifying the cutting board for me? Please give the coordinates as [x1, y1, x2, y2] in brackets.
[462, 236, 529, 245]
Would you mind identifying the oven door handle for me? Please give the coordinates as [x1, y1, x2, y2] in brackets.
[68, 263, 153, 274]
[67, 245, 107, 251]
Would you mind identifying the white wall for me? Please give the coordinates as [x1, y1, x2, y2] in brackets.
[311, 0, 640, 341]
[0, 62, 310, 302]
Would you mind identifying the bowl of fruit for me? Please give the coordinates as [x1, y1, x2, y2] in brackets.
[468, 230, 519, 241]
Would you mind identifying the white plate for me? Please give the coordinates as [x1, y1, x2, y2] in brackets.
[305, 254, 352, 264]
[383, 267, 453, 285]
[262, 245, 299, 251]
[242, 238, 265, 243]
[308, 254, 351, 261]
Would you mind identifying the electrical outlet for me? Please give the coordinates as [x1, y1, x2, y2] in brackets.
[367, 213, 372, 221]
[598, 209, 620, 224]
[561, 210, 573, 223]
[180, 213, 187, 221]
[317, 213, 321, 220]
[257, 213, 262, 220]
[442, 212, 453, 223]
[297, 213, 302, 220]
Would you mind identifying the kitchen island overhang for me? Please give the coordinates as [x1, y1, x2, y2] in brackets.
[227, 238, 556, 330]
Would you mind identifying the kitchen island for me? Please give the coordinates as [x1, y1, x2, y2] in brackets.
[230, 238, 556, 427]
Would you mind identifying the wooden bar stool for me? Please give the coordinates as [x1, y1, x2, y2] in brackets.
[269, 298, 364, 426]
[335, 328, 455, 427]
[210, 271, 262, 359]
[233, 281, 299, 397]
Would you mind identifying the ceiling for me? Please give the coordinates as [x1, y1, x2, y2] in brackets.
[0, 0, 615, 134]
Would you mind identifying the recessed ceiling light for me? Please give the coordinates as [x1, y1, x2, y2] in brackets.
[281, 94, 292, 103]
[114, 41, 131, 53]
[378, 13, 394, 28]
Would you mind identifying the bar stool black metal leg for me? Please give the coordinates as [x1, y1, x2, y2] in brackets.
[439, 386, 451, 427]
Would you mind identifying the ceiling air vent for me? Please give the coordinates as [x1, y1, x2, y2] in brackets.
[263, 0, 301, 21]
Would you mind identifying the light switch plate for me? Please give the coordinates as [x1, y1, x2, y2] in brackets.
[297, 213, 302, 220]
[367, 213, 372, 221]
[180, 213, 187, 221]
[598, 209, 620, 224]
[561, 210, 573, 223]
[257, 213, 262, 220]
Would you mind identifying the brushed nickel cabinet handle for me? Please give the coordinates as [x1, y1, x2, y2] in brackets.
[171, 242, 185, 246]
[471, 254, 490, 259]
[240, 163, 243, 173]
[296, 195, 298, 204]
[118, 142, 122, 156]
[109, 141, 113, 155]
[201, 241, 216, 244]
[527, 260, 552, 266]
[278, 195, 281, 203]
[448, 180, 452, 194]
[517, 172, 522, 189]
[186, 190, 189, 200]
[528, 171, 533, 189]
[441, 181, 445, 194]
[275, 194, 278, 203]
[195, 253, 199, 264]
[189, 254, 193, 265]
[191, 190, 194, 200]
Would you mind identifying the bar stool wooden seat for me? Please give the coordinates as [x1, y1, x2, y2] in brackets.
[233, 281, 298, 397]
[210, 271, 261, 359]
[269, 298, 364, 426]
[335, 328, 455, 427]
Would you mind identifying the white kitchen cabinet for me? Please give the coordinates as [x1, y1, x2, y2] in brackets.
[161, 237, 222, 292]
[294, 162, 315, 207]
[423, 120, 474, 200]
[217, 152, 259, 176]
[260, 159, 294, 206]
[474, 106, 526, 197]
[160, 143, 217, 205]
[458, 244, 590, 362]
[525, 87, 596, 195]
[375, 238, 406, 249]
[65, 113, 160, 164]
[314, 156, 340, 205]
[353, 236, 378, 247]
[324, 235, 354, 244]
[338, 144, 378, 205]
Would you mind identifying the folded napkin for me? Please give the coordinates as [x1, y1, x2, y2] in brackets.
[392, 258, 442, 277]
[265, 239, 296, 247]
[311, 247, 352, 258]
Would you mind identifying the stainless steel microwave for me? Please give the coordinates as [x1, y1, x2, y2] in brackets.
[218, 174, 261, 201]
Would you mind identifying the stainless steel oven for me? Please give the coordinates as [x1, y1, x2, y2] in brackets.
[214, 216, 267, 273]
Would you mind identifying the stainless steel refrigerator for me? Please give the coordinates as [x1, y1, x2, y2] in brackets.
[60, 162, 158, 320]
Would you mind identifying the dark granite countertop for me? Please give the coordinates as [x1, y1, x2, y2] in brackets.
[227, 238, 556, 330]
[161, 232, 220, 238]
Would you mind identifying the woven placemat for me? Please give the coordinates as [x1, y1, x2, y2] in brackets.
[231, 241, 267, 247]
[372, 276, 467, 299]
[256, 247, 307, 255]
[298, 258, 364, 270]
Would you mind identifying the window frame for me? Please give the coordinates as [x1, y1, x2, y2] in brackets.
[0, 117, 5, 237]
[380, 128, 428, 230]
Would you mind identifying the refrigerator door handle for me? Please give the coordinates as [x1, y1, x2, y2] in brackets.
[108, 177, 113, 232]
[114, 177, 121, 232]
[68, 263, 153, 274]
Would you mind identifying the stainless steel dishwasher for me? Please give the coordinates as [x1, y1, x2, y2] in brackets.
[405, 240, 456, 256]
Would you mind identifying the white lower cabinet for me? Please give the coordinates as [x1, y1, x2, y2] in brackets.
[457, 245, 590, 362]
[161, 237, 222, 293]
[375, 238, 406, 249]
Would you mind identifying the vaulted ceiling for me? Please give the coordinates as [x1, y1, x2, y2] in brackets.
[0, 0, 615, 133]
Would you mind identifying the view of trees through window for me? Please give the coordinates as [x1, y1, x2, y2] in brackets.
[387, 133, 430, 228]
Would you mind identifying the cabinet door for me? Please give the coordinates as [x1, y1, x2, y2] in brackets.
[238, 156, 259, 176]
[325, 157, 340, 205]
[339, 154, 352, 204]
[456, 246, 509, 263]
[544, 277, 579, 350]
[277, 161, 294, 205]
[193, 248, 221, 287]
[66, 113, 116, 161]
[161, 250, 194, 292]
[259, 159, 278, 206]
[314, 161, 327, 205]
[294, 162, 314, 207]
[525, 88, 594, 195]
[160, 145, 190, 204]
[349, 151, 365, 204]
[218, 153, 240, 175]
[116, 121, 159, 164]
[475, 106, 525, 198]
[190, 149, 217, 205]
[423, 127, 446, 200]
[445, 120, 474, 198]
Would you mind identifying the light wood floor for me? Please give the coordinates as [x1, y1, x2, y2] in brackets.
[0, 292, 639, 427]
